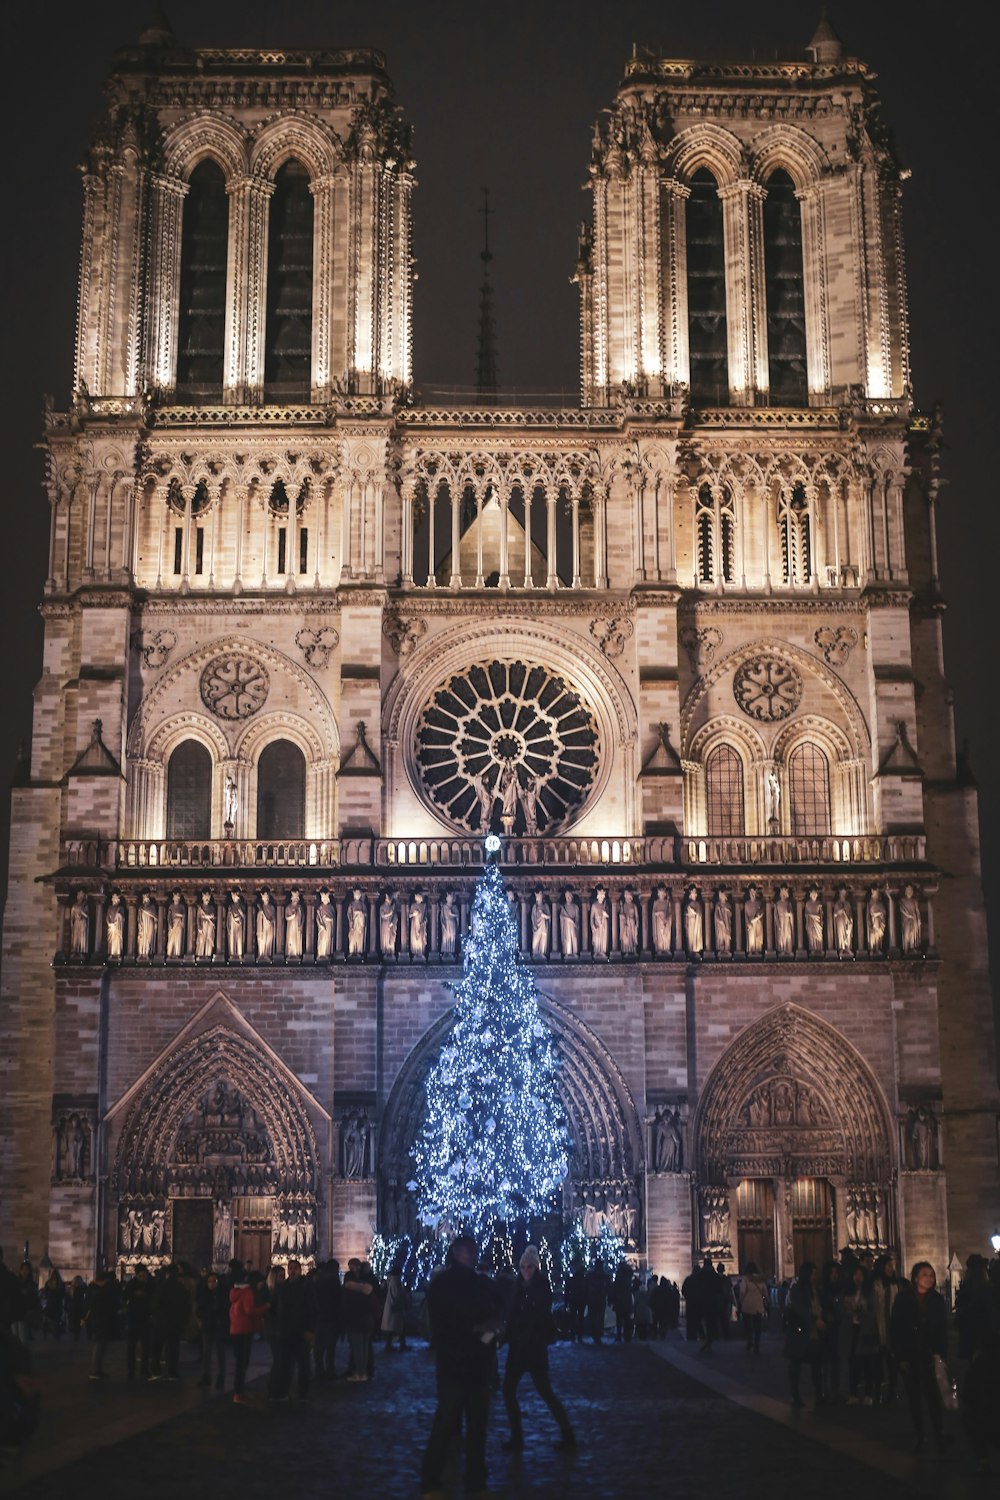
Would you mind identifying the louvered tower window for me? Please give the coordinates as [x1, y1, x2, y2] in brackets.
[695, 483, 736, 585]
[686, 169, 729, 405]
[706, 745, 745, 835]
[256, 740, 305, 839]
[176, 161, 228, 401]
[264, 162, 314, 400]
[788, 743, 831, 835]
[778, 482, 812, 585]
[166, 740, 212, 839]
[763, 169, 808, 406]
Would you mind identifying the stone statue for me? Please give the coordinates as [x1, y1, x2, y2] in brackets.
[315, 890, 334, 959]
[713, 891, 732, 954]
[618, 889, 639, 955]
[625, 1188, 640, 1246]
[226, 891, 246, 960]
[833, 887, 854, 956]
[590, 888, 610, 959]
[766, 770, 781, 828]
[499, 763, 519, 826]
[899, 884, 922, 954]
[652, 1106, 682, 1173]
[137, 893, 157, 960]
[747, 1087, 770, 1127]
[744, 885, 764, 955]
[347, 889, 367, 956]
[440, 892, 459, 956]
[530, 891, 550, 958]
[106, 893, 125, 959]
[285, 890, 304, 958]
[774, 886, 794, 955]
[196, 891, 216, 959]
[70, 890, 90, 957]
[224, 775, 239, 831]
[67, 1115, 86, 1179]
[256, 890, 276, 959]
[518, 774, 540, 836]
[867, 887, 887, 954]
[151, 1210, 165, 1253]
[214, 1200, 232, 1264]
[471, 771, 495, 832]
[804, 887, 824, 953]
[683, 885, 703, 956]
[651, 887, 672, 955]
[379, 893, 399, 955]
[907, 1104, 936, 1170]
[558, 891, 579, 956]
[166, 891, 186, 958]
[409, 893, 428, 955]
[343, 1114, 369, 1179]
[771, 1081, 794, 1126]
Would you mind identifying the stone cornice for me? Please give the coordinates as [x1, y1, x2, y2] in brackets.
[682, 596, 864, 616]
[387, 594, 634, 619]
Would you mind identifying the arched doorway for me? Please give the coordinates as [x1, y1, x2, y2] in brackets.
[694, 1004, 894, 1277]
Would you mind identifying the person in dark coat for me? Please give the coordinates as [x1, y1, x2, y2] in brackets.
[12, 1265, 40, 1345]
[420, 1235, 501, 1497]
[270, 1259, 317, 1400]
[784, 1261, 825, 1408]
[610, 1262, 634, 1343]
[149, 1263, 190, 1380]
[84, 1268, 118, 1380]
[195, 1271, 229, 1390]
[564, 1264, 587, 1343]
[890, 1260, 953, 1453]
[584, 1261, 610, 1344]
[312, 1259, 341, 1380]
[122, 1266, 153, 1382]
[501, 1245, 575, 1452]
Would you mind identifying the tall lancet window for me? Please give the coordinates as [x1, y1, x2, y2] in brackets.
[763, 169, 808, 405]
[686, 169, 729, 405]
[706, 745, 745, 836]
[256, 740, 306, 840]
[778, 482, 812, 585]
[695, 482, 736, 585]
[176, 161, 229, 401]
[264, 161, 314, 400]
[788, 743, 832, 836]
[166, 740, 212, 839]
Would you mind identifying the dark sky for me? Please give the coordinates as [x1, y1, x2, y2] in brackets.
[2, 2, 996, 1008]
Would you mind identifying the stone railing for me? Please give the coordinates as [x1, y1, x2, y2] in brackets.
[681, 834, 926, 866]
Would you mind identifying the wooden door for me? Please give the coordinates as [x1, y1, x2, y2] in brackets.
[172, 1198, 213, 1272]
[232, 1196, 273, 1274]
[735, 1179, 775, 1279]
[791, 1178, 833, 1269]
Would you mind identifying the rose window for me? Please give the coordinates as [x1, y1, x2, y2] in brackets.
[200, 654, 270, 720]
[414, 660, 600, 835]
[733, 656, 802, 723]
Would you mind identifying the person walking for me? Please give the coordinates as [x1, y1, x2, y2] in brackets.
[420, 1235, 501, 1499]
[229, 1266, 264, 1406]
[13, 1265, 40, 1345]
[501, 1245, 576, 1453]
[890, 1260, 954, 1454]
[738, 1262, 769, 1355]
[784, 1261, 825, 1409]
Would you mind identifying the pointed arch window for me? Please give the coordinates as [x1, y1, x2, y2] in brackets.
[778, 482, 812, 585]
[763, 169, 808, 406]
[264, 161, 314, 400]
[686, 169, 729, 405]
[706, 744, 745, 836]
[788, 742, 831, 835]
[166, 740, 212, 839]
[256, 739, 305, 839]
[695, 482, 736, 585]
[176, 160, 229, 401]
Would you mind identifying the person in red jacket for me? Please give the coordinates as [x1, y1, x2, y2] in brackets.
[229, 1268, 264, 1405]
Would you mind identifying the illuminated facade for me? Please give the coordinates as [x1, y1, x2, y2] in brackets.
[2, 14, 997, 1287]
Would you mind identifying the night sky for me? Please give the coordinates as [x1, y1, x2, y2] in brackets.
[2, 3, 995, 1017]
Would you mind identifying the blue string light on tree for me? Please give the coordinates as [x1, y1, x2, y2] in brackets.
[408, 851, 569, 1258]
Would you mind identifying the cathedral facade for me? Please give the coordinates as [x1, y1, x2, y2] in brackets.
[2, 15, 997, 1289]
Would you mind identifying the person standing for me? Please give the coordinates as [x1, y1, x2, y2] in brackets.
[342, 1259, 376, 1381]
[890, 1261, 953, 1453]
[83, 1267, 117, 1380]
[381, 1257, 408, 1352]
[839, 1263, 879, 1404]
[870, 1253, 902, 1403]
[271, 1259, 316, 1401]
[150, 1263, 190, 1381]
[229, 1267, 264, 1406]
[312, 1259, 341, 1380]
[501, 1245, 575, 1452]
[784, 1262, 825, 1409]
[420, 1235, 501, 1498]
[123, 1266, 153, 1383]
[196, 1270, 229, 1391]
[584, 1260, 610, 1344]
[610, 1262, 634, 1343]
[738, 1262, 769, 1355]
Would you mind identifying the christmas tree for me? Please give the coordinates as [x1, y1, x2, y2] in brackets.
[409, 858, 569, 1252]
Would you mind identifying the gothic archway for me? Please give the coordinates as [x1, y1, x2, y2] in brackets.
[378, 996, 646, 1252]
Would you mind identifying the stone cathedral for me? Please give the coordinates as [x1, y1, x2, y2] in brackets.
[3, 12, 998, 1289]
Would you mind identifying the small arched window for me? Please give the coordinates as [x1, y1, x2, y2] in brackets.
[264, 161, 314, 400]
[706, 745, 745, 836]
[256, 739, 306, 839]
[166, 740, 212, 839]
[778, 482, 812, 585]
[763, 169, 808, 406]
[176, 160, 229, 401]
[695, 483, 736, 585]
[686, 169, 729, 404]
[788, 743, 831, 835]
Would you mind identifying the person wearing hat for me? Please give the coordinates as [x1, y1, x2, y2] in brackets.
[501, 1245, 576, 1452]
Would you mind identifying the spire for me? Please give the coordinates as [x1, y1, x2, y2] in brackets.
[475, 188, 498, 404]
[806, 7, 844, 63]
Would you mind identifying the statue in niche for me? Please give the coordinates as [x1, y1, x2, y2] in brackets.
[771, 1081, 794, 1126]
[137, 893, 157, 960]
[683, 886, 704, 957]
[347, 890, 367, 956]
[285, 890, 304, 958]
[774, 886, 795, 956]
[151, 1210, 165, 1253]
[471, 770, 496, 832]
[867, 887, 887, 954]
[227, 891, 246, 959]
[530, 891, 550, 958]
[859, 1187, 877, 1246]
[833, 887, 854, 956]
[518, 774, 540, 836]
[166, 891, 186, 958]
[224, 775, 239, 832]
[106, 893, 125, 959]
[256, 890, 276, 960]
[409, 893, 428, 956]
[618, 889, 639, 955]
[875, 1191, 888, 1248]
[315, 890, 335, 959]
[804, 887, 824, 953]
[440, 892, 459, 957]
[652, 1106, 683, 1173]
[66, 1115, 86, 1179]
[625, 1187, 641, 1247]
[766, 769, 781, 830]
[559, 891, 580, 956]
[499, 763, 519, 829]
[196, 891, 216, 959]
[747, 1087, 770, 1127]
[744, 885, 764, 955]
[379, 893, 399, 955]
[343, 1113, 371, 1179]
[899, 884, 922, 955]
[713, 891, 733, 954]
[651, 887, 672, 955]
[906, 1104, 937, 1170]
[590, 888, 610, 959]
[214, 1200, 232, 1264]
[70, 890, 90, 957]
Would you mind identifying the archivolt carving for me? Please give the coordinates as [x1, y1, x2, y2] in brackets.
[694, 1004, 893, 1186]
[160, 112, 251, 182]
[662, 122, 745, 188]
[747, 124, 831, 191]
[250, 111, 345, 179]
[144, 711, 231, 767]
